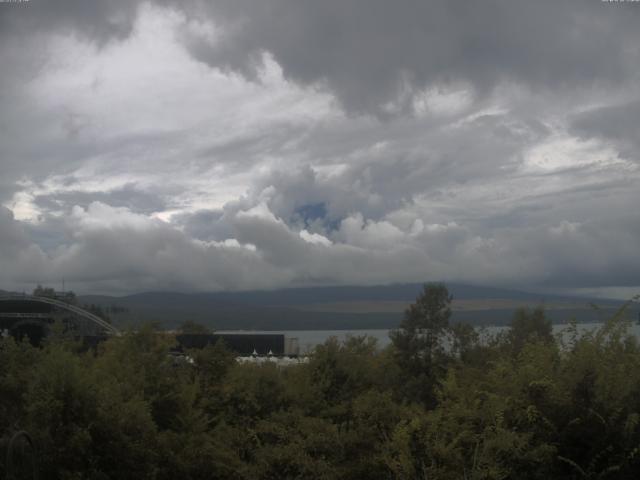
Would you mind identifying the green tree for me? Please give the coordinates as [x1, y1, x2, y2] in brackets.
[389, 283, 453, 406]
[178, 320, 212, 334]
[508, 306, 553, 355]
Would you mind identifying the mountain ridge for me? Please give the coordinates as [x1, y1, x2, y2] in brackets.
[77, 282, 622, 306]
[69, 283, 634, 331]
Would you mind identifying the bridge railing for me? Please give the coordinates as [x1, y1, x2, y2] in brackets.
[0, 294, 121, 336]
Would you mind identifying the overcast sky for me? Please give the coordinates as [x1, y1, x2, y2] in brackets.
[1, 0, 639, 297]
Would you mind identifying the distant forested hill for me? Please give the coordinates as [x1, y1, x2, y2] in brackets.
[74, 283, 637, 331]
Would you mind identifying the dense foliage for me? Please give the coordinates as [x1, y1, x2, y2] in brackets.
[2, 285, 640, 479]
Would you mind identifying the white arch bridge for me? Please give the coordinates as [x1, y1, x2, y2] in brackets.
[0, 294, 121, 336]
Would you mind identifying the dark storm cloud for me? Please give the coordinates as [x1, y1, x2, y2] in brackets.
[22, 214, 71, 254]
[2, 198, 640, 294]
[179, 0, 640, 114]
[7, 1, 634, 106]
[571, 101, 640, 160]
[0, 1, 639, 296]
[497, 217, 640, 289]
[240, 111, 548, 226]
[0, 0, 139, 44]
[3, 1, 639, 116]
[172, 209, 233, 242]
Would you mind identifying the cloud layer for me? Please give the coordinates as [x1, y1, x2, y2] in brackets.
[0, 1, 639, 297]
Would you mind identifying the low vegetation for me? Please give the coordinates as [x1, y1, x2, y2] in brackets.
[1, 285, 640, 479]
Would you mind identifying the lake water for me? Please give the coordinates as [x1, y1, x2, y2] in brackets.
[219, 322, 640, 354]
